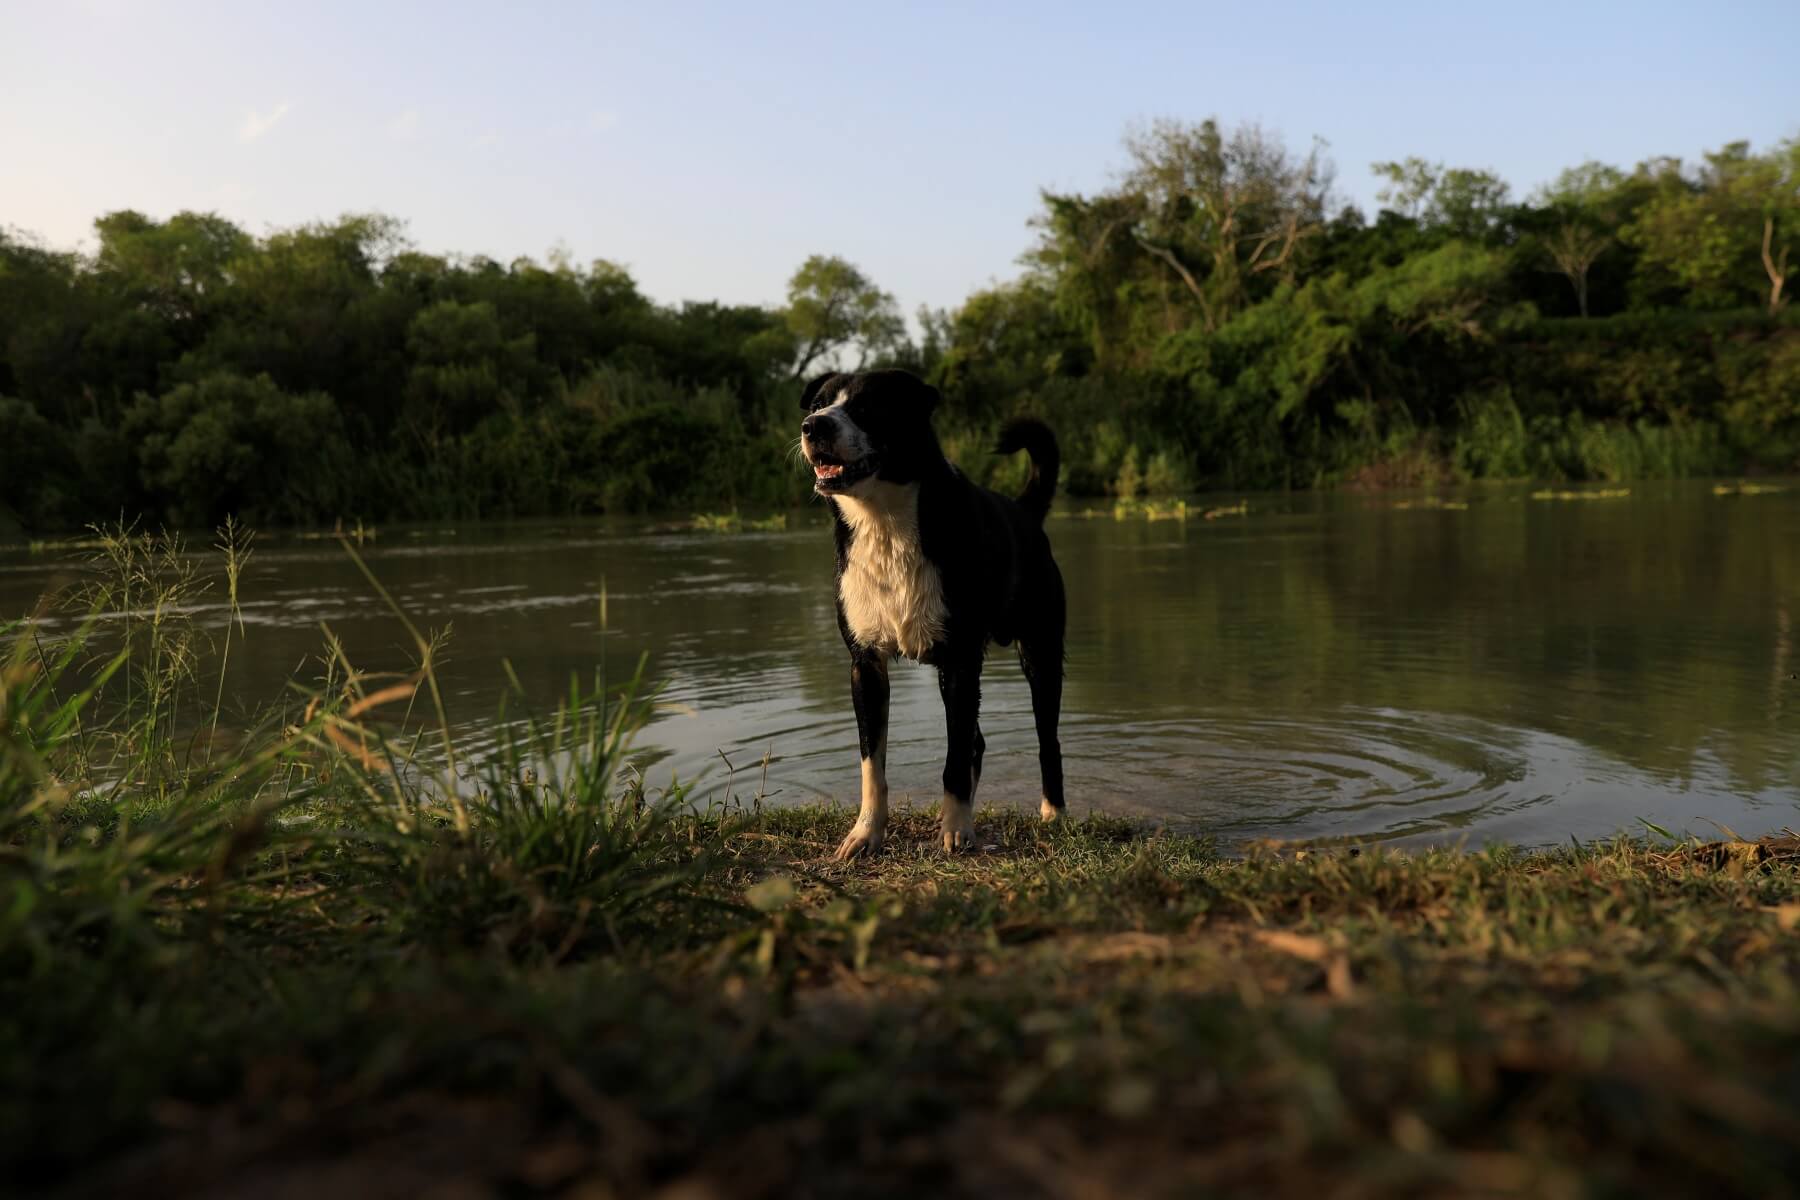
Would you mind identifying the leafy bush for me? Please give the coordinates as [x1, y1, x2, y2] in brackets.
[0, 397, 78, 530]
[122, 372, 355, 527]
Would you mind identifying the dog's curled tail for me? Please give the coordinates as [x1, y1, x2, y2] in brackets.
[995, 418, 1059, 524]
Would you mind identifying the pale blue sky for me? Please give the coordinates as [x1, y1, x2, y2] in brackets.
[5, 0, 1796, 316]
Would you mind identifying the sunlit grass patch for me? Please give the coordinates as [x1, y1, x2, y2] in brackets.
[25, 534, 120, 554]
[1530, 487, 1633, 501]
[1112, 498, 1190, 521]
[289, 517, 377, 543]
[1390, 495, 1470, 510]
[1082, 498, 1252, 522]
[688, 510, 790, 533]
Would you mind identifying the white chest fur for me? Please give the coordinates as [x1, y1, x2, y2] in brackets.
[835, 483, 947, 660]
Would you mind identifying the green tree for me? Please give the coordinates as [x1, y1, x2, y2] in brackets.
[1028, 190, 1149, 364]
[0, 229, 92, 420]
[124, 372, 353, 526]
[1541, 221, 1611, 318]
[1124, 118, 1333, 331]
[201, 213, 409, 411]
[1372, 158, 1512, 240]
[0, 395, 78, 529]
[1752, 139, 1799, 313]
[1530, 162, 1633, 318]
[930, 277, 1084, 414]
[1626, 141, 1799, 313]
[92, 209, 251, 325]
[780, 255, 905, 378]
[402, 299, 536, 449]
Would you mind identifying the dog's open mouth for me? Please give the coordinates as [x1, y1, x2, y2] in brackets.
[810, 450, 878, 492]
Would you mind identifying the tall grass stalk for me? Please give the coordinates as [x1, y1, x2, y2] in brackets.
[336, 535, 469, 834]
[75, 524, 210, 795]
[207, 517, 253, 761]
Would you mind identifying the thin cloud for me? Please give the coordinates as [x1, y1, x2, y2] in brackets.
[238, 102, 292, 143]
[589, 110, 620, 132]
[388, 109, 419, 140]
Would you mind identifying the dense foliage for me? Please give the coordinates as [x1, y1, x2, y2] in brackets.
[3, 124, 1798, 532]
[948, 125, 1800, 494]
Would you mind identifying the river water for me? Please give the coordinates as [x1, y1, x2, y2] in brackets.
[4, 481, 1797, 848]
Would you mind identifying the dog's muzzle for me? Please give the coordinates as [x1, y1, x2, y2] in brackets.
[808, 448, 878, 494]
[802, 412, 877, 494]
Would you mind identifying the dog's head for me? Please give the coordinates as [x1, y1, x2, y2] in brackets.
[798, 369, 943, 497]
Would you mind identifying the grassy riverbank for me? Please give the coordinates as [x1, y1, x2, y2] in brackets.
[5, 533, 1799, 1197]
[8, 724, 1800, 1195]
[11, 797, 1800, 1199]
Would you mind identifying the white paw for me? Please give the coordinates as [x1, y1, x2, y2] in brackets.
[940, 800, 976, 852]
[834, 821, 885, 861]
[1040, 797, 1065, 823]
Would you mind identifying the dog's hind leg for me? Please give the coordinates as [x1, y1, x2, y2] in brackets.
[971, 724, 986, 804]
[1020, 567, 1067, 822]
[1020, 637, 1065, 821]
[936, 655, 983, 852]
[834, 651, 890, 860]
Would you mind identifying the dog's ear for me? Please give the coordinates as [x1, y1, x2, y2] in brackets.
[871, 368, 940, 417]
[799, 372, 840, 411]
[910, 375, 941, 418]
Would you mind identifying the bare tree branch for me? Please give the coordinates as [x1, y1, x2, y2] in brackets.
[1134, 236, 1217, 331]
[1121, 118, 1329, 327]
[1544, 222, 1611, 318]
[1764, 215, 1790, 314]
[1246, 213, 1314, 277]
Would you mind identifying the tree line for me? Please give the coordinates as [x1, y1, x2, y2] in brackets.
[2, 121, 1797, 532]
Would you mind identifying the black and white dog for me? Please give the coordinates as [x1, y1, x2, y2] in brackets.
[799, 369, 1067, 859]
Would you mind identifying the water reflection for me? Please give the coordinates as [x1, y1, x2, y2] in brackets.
[3, 481, 1796, 847]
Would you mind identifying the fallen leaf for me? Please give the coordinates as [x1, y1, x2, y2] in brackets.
[745, 875, 796, 913]
[1084, 932, 1174, 963]
[1763, 903, 1800, 932]
[1252, 930, 1330, 962]
[1325, 955, 1356, 1000]
[1254, 929, 1356, 999]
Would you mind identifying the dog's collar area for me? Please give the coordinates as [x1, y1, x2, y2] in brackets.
[813, 452, 879, 493]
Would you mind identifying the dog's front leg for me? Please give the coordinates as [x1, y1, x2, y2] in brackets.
[834, 650, 890, 860]
[936, 653, 983, 852]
